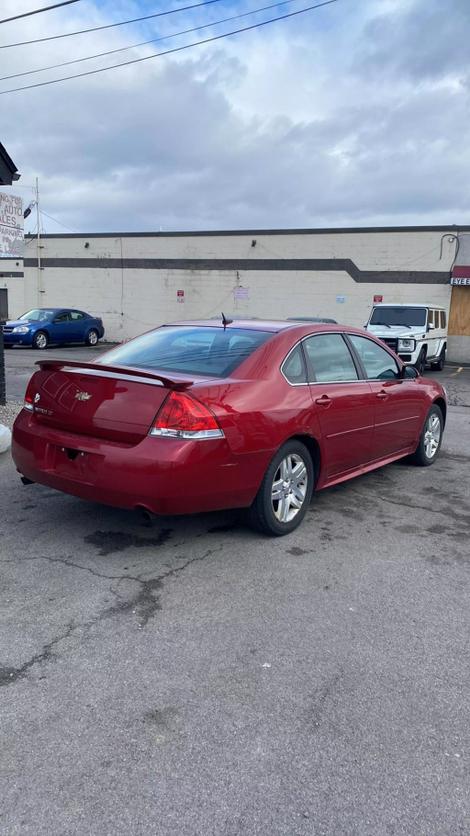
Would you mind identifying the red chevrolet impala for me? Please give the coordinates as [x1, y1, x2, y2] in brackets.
[12, 319, 447, 536]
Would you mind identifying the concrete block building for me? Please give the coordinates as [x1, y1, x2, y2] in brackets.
[2, 224, 470, 361]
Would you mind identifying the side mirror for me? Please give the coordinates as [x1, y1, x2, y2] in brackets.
[401, 365, 418, 379]
[427, 322, 435, 331]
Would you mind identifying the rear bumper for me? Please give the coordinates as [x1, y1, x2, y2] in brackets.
[12, 409, 265, 515]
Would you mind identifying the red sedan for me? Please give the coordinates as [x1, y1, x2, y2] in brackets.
[12, 319, 447, 536]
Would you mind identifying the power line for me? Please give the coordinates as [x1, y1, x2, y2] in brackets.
[0, 0, 298, 82]
[40, 208, 77, 232]
[0, 0, 339, 94]
[0, 0, 82, 25]
[0, 0, 228, 49]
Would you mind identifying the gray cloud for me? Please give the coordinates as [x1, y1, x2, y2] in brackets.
[2, 0, 470, 232]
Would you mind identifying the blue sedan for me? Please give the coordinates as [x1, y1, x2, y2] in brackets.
[2, 308, 105, 349]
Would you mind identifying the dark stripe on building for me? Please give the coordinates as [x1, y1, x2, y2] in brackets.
[23, 257, 450, 284]
[0, 271, 24, 278]
[24, 225, 468, 239]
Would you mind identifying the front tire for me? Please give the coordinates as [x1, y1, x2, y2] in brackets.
[410, 404, 443, 466]
[85, 329, 99, 346]
[248, 441, 314, 536]
[415, 348, 427, 375]
[32, 330, 48, 350]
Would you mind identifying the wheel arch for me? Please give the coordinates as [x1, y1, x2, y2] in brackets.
[288, 434, 322, 486]
[433, 397, 447, 426]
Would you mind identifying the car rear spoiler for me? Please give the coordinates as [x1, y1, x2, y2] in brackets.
[35, 359, 194, 390]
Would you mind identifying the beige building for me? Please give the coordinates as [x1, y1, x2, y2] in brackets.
[2, 224, 470, 360]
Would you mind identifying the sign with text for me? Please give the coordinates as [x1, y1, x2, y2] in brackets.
[451, 277, 470, 286]
[0, 192, 23, 258]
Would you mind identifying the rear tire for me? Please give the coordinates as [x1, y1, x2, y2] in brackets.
[410, 404, 443, 466]
[432, 347, 446, 372]
[248, 440, 314, 536]
[85, 329, 99, 346]
[32, 330, 48, 350]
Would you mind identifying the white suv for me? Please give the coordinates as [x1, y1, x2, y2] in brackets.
[365, 303, 447, 373]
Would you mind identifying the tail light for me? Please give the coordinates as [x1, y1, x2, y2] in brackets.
[150, 391, 224, 440]
[23, 378, 36, 412]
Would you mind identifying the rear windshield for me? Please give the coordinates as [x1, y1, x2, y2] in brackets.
[100, 326, 273, 377]
[370, 307, 427, 327]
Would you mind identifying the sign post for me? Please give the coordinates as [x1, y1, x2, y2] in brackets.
[0, 192, 23, 405]
[0, 290, 6, 406]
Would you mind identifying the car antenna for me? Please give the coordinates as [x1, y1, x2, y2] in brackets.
[221, 312, 233, 330]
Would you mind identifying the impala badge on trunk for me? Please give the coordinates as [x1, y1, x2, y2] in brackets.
[75, 391, 92, 402]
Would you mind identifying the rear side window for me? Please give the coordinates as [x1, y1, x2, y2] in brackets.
[100, 326, 273, 377]
[303, 334, 358, 382]
[70, 311, 85, 321]
[440, 311, 446, 329]
[282, 344, 308, 384]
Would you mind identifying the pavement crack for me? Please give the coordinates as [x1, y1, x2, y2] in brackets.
[2, 554, 138, 582]
[0, 622, 75, 688]
[100, 547, 221, 628]
[0, 548, 220, 686]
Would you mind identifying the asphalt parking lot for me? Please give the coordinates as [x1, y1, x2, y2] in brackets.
[1, 347, 470, 835]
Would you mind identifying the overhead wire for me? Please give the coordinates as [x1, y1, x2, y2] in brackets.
[40, 208, 77, 232]
[0, 1, 82, 25]
[0, 0, 229, 48]
[0, 0, 298, 82]
[0, 0, 339, 94]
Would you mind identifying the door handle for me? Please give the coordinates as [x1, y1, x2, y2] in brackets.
[376, 390, 388, 400]
[315, 395, 332, 407]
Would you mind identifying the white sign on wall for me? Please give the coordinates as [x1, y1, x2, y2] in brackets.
[0, 192, 23, 258]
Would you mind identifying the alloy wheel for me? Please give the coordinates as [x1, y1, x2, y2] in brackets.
[271, 453, 308, 523]
[424, 413, 441, 459]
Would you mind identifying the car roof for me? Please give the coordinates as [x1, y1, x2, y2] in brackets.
[166, 318, 355, 335]
[372, 303, 445, 309]
[287, 316, 337, 323]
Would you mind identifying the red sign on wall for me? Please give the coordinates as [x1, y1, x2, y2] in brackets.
[373, 295, 383, 303]
[177, 289, 184, 303]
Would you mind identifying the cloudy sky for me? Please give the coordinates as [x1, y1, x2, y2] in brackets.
[1, 0, 470, 233]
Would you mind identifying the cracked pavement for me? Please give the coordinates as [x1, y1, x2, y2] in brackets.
[1, 363, 470, 835]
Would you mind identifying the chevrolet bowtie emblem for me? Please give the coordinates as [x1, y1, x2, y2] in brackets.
[75, 391, 92, 402]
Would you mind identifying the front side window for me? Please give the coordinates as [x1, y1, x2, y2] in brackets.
[101, 326, 273, 377]
[349, 335, 400, 380]
[54, 312, 70, 323]
[282, 344, 308, 384]
[303, 334, 358, 383]
[370, 306, 426, 327]
[428, 310, 435, 327]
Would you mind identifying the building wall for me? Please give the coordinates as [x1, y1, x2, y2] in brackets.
[2, 225, 462, 352]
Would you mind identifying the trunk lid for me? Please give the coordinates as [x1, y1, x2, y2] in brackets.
[28, 359, 195, 444]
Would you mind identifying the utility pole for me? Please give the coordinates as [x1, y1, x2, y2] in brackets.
[35, 177, 42, 306]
